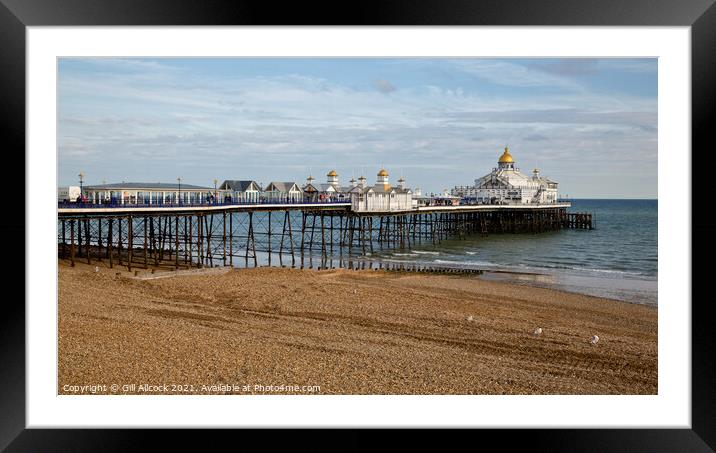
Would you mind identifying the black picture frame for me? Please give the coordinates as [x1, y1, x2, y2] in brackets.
[2, 0, 713, 450]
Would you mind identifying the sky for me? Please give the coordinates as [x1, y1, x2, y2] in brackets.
[58, 58, 657, 198]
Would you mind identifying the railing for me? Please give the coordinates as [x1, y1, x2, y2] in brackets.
[58, 199, 351, 209]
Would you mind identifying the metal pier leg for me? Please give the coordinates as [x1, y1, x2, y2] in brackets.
[287, 211, 295, 266]
[117, 218, 123, 266]
[175, 215, 180, 269]
[69, 220, 75, 267]
[143, 217, 148, 268]
[77, 218, 83, 258]
[97, 218, 103, 261]
[223, 212, 227, 266]
[127, 215, 133, 272]
[320, 211, 326, 258]
[199, 214, 205, 268]
[85, 219, 91, 264]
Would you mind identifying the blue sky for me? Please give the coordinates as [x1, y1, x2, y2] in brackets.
[58, 58, 657, 198]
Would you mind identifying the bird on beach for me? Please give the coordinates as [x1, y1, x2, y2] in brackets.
[590, 335, 600, 345]
[533, 327, 543, 336]
[467, 315, 474, 322]
[94, 266, 99, 273]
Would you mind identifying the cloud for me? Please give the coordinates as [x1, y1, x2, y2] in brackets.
[529, 59, 600, 77]
[448, 60, 584, 91]
[373, 79, 397, 94]
[523, 133, 550, 141]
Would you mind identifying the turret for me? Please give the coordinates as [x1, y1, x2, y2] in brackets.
[397, 176, 406, 189]
[326, 170, 339, 186]
[376, 168, 390, 190]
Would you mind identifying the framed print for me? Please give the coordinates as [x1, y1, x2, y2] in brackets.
[3, 0, 715, 450]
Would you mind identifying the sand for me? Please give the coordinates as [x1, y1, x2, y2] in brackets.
[58, 261, 657, 395]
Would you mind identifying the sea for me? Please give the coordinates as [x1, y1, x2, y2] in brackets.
[365, 199, 658, 305]
[62, 199, 658, 305]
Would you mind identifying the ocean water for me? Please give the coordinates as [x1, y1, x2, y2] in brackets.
[369, 200, 658, 305]
[61, 199, 658, 305]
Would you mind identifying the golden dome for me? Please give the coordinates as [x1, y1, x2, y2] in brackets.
[498, 146, 514, 163]
[327, 170, 338, 177]
[377, 168, 389, 177]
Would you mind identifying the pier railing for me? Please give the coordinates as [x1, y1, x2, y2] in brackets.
[58, 199, 350, 209]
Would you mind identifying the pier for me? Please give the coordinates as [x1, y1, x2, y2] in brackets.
[57, 202, 593, 270]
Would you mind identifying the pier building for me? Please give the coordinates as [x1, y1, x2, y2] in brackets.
[452, 147, 559, 204]
[218, 180, 262, 203]
[264, 182, 303, 202]
[350, 168, 413, 212]
[82, 182, 214, 205]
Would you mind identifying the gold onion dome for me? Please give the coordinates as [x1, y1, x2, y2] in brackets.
[327, 170, 338, 177]
[498, 146, 514, 163]
[377, 168, 389, 177]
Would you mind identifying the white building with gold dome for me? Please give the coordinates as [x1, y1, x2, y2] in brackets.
[350, 168, 413, 212]
[451, 147, 559, 204]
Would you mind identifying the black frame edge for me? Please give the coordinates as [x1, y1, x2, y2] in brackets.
[3, 0, 715, 450]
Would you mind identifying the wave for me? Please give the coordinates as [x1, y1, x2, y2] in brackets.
[413, 250, 440, 255]
[434, 259, 494, 267]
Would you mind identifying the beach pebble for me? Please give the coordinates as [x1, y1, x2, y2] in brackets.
[590, 335, 600, 345]
[467, 315, 474, 322]
[533, 327, 543, 336]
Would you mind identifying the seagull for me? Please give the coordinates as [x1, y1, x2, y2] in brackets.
[467, 315, 474, 322]
[533, 327, 543, 336]
[94, 266, 99, 273]
[590, 335, 600, 345]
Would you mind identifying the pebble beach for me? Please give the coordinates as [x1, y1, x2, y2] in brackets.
[58, 261, 657, 395]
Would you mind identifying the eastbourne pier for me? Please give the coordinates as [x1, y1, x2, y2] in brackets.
[57, 200, 592, 271]
[57, 147, 594, 271]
